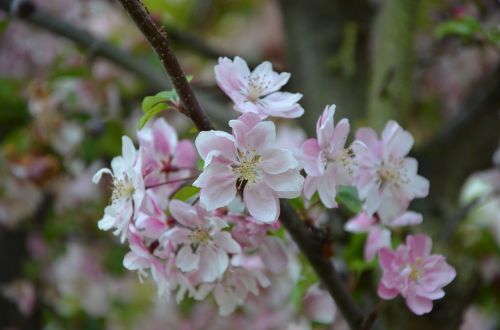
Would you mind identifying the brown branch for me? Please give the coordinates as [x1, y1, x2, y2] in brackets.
[116, 0, 213, 132]
[279, 201, 365, 330]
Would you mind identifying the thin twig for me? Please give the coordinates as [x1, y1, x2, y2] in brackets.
[117, 0, 214, 132]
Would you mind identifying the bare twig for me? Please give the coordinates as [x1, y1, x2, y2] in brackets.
[116, 0, 213, 132]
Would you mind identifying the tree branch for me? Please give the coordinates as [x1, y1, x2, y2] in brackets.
[116, 0, 213, 132]
[110, 1, 366, 328]
[279, 201, 365, 330]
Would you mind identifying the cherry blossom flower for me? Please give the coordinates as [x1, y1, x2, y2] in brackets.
[302, 284, 337, 324]
[214, 56, 304, 119]
[298, 105, 363, 208]
[345, 211, 423, 261]
[355, 121, 429, 219]
[194, 112, 304, 222]
[138, 118, 196, 208]
[93, 136, 145, 242]
[195, 265, 270, 316]
[377, 234, 456, 315]
[161, 200, 241, 282]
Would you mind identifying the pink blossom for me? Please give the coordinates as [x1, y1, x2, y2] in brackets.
[214, 57, 304, 119]
[345, 211, 422, 261]
[194, 112, 304, 222]
[93, 136, 145, 242]
[1, 280, 35, 317]
[161, 200, 241, 282]
[355, 121, 429, 219]
[138, 118, 196, 209]
[195, 266, 270, 316]
[377, 234, 456, 315]
[298, 105, 363, 208]
[302, 284, 337, 324]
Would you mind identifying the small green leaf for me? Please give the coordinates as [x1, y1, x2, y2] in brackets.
[139, 90, 179, 129]
[336, 186, 362, 215]
[436, 16, 482, 39]
[171, 186, 200, 201]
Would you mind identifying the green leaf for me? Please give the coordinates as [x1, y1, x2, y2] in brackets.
[171, 186, 200, 201]
[290, 256, 319, 309]
[336, 186, 362, 215]
[436, 16, 482, 39]
[139, 90, 179, 129]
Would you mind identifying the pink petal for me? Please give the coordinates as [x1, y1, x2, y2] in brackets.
[152, 118, 178, 156]
[245, 121, 276, 152]
[331, 118, 350, 154]
[383, 120, 414, 157]
[198, 245, 228, 282]
[388, 211, 423, 228]
[213, 232, 241, 254]
[377, 282, 399, 300]
[299, 138, 324, 176]
[344, 213, 376, 233]
[364, 228, 391, 261]
[244, 183, 279, 223]
[198, 173, 237, 211]
[407, 234, 432, 259]
[317, 105, 336, 149]
[405, 295, 433, 315]
[176, 245, 200, 272]
[169, 200, 200, 228]
[260, 148, 298, 174]
[263, 170, 304, 195]
[195, 130, 236, 163]
[260, 237, 288, 273]
[172, 140, 196, 169]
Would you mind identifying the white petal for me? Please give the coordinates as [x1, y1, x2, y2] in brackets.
[176, 245, 200, 272]
[243, 183, 279, 223]
[213, 232, 241, 254]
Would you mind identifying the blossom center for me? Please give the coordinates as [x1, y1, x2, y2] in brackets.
[409, 257, 423, 281]
[377, 157, 408, 188]
[188, 227, 211, 248]
[111, 177, 135, 203]
[232, 150, 262, 187]
[246, 75, 270, 102]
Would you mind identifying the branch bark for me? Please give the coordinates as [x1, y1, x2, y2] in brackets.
[279, 201, 365, 330]
[115, 0, 366, 328]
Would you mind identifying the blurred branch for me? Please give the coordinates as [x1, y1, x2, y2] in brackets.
[415, 66, 500, 206]
[366, 0, 420, 129]
[0, 0, 170, 90]
[0, 0, 232, 126]
[279, 201, 365, 330]
[278, 0, 372, 133]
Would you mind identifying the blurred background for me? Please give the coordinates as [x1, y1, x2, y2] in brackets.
[0, 0, 499, 329]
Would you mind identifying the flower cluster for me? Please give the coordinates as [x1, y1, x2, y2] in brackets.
[94, 56, 456, 317]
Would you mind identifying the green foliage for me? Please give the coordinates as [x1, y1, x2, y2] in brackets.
[80, 120, 125, 162]
[436, 16, 482, 39]
[103, 244, 128, 276]
[139, 90, 179, 129]
[342, 233, 377, 276]
[0, 79, 29, 140]
[336, 186, 362, 216]
[171, 185, 200, 201]
[290, 256, 319, 309]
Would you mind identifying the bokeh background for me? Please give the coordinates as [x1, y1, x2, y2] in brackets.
[0, 0, 499, 329]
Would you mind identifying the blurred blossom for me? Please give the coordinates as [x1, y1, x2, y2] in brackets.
[1, 280, 36, 317]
